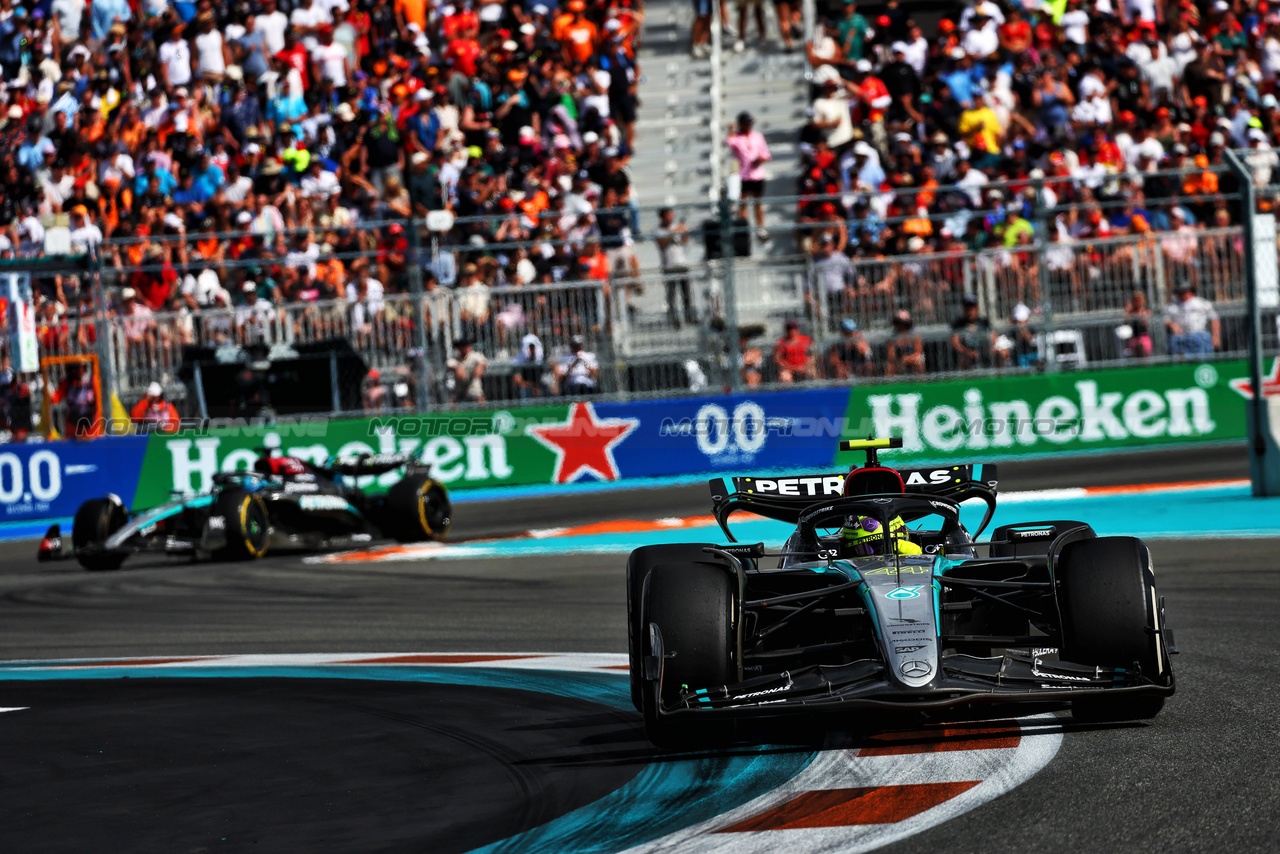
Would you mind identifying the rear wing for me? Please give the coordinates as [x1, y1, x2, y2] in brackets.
[324, 451, 424, 478]
[708, 464, 999, 541]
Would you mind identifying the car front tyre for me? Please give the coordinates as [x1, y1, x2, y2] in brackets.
[72, 497, 128, 571]
[386, 473, 452, 542]
[641, 562, 739, 749]
[1057, 536, 1169, 722]
[214, 489, 271, 561]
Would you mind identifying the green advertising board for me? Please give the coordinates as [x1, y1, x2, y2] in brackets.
[131, 406, 572, 509]
[127, 360, 1251, 510]
[836, 360, 1248, 467]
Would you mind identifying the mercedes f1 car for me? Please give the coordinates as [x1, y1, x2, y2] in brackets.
[626, 438, 1177, 748]
[45, 449, 451, 571]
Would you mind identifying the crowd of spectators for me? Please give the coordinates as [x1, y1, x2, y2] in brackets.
[739, 298, 1059, 384]
[793, 0, 1268, 334]
[0, 0, 1266, 416]
[0, 0, 650, 391]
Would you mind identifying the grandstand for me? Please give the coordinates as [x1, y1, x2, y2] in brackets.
[1, 0, 1278, 431]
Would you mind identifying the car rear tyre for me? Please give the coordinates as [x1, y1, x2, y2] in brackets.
[386, 473, 452, 542]
[72, 497, 128, 571]
[1057, 536, 1168, 722]
[626, 543, 717, 711]
[214, 489, 270, 561]
[641, 562, 740, 749]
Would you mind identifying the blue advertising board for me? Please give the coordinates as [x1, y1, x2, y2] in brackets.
[596, 388, 851, 479]
[0, 437, 150, 523]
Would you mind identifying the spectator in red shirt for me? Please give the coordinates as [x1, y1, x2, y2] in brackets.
[49, 363, 102, 440]
[273, 30, 311, 91]
[129, 245, 179, 311]
[849, 59, 892, 153]
[999, 8, 1033, 55]
[377, 222, 410, 290]
[445, 33, 482, 77]
[773, 319, 815, 383]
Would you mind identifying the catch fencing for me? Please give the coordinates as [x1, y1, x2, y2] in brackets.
[16, 167, 1279, 427]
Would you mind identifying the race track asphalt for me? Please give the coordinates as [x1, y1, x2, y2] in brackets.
[0, 443, 1275, 852]
[0, 678, 649, 854]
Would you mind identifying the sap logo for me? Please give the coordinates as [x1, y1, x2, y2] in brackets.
[905, 470, 952, 486]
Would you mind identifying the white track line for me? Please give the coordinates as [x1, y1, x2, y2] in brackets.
[0, 652, 631, 673]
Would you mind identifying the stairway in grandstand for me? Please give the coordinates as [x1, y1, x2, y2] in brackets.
[630, 0, 807, 242]
[622, 0, 811, 360]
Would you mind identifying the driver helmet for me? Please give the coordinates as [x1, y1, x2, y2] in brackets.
[840, 514, 922, 556]
[254, 455, 308, 476]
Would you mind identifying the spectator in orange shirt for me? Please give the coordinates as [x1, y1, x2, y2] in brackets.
[316, 244, 345, 294]
[552, 5, 576, 42]
[395, 0, 428, 36]
[560, 1, 599, 69]
[130, 382, 181, 433]
[579, 239, 610, 281]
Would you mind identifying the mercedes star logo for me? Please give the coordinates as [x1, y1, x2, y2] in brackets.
[900, 660, 932, 678]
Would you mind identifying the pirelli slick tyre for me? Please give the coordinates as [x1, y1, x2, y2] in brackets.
[72, 497, 128, 572]
[641, 563, 740, 750]
[626, 543, 718, 711]
[1057, 536, 1168, 722]
[213, 489, 270, 561]
[386, 473, 452, 543]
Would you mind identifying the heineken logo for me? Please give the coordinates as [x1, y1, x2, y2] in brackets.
[866, 380, 1216, 453]
[162, 428, 515, 496]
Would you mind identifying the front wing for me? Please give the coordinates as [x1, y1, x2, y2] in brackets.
[647, 636, 1175, 722]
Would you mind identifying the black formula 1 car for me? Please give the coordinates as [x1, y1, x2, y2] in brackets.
[44, 449, 451, 571]
[626, 438, 1177, 748]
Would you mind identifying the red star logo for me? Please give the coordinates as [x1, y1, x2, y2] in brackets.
[527, 402, 639, 484]
[1229, 358, 1280, 399]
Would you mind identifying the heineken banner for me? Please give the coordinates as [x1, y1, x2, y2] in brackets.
[836, 360, 1250, 467]
[0, 359, 1256, 519]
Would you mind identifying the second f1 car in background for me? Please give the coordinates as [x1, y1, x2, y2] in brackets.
[45, 449, 451, 571]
